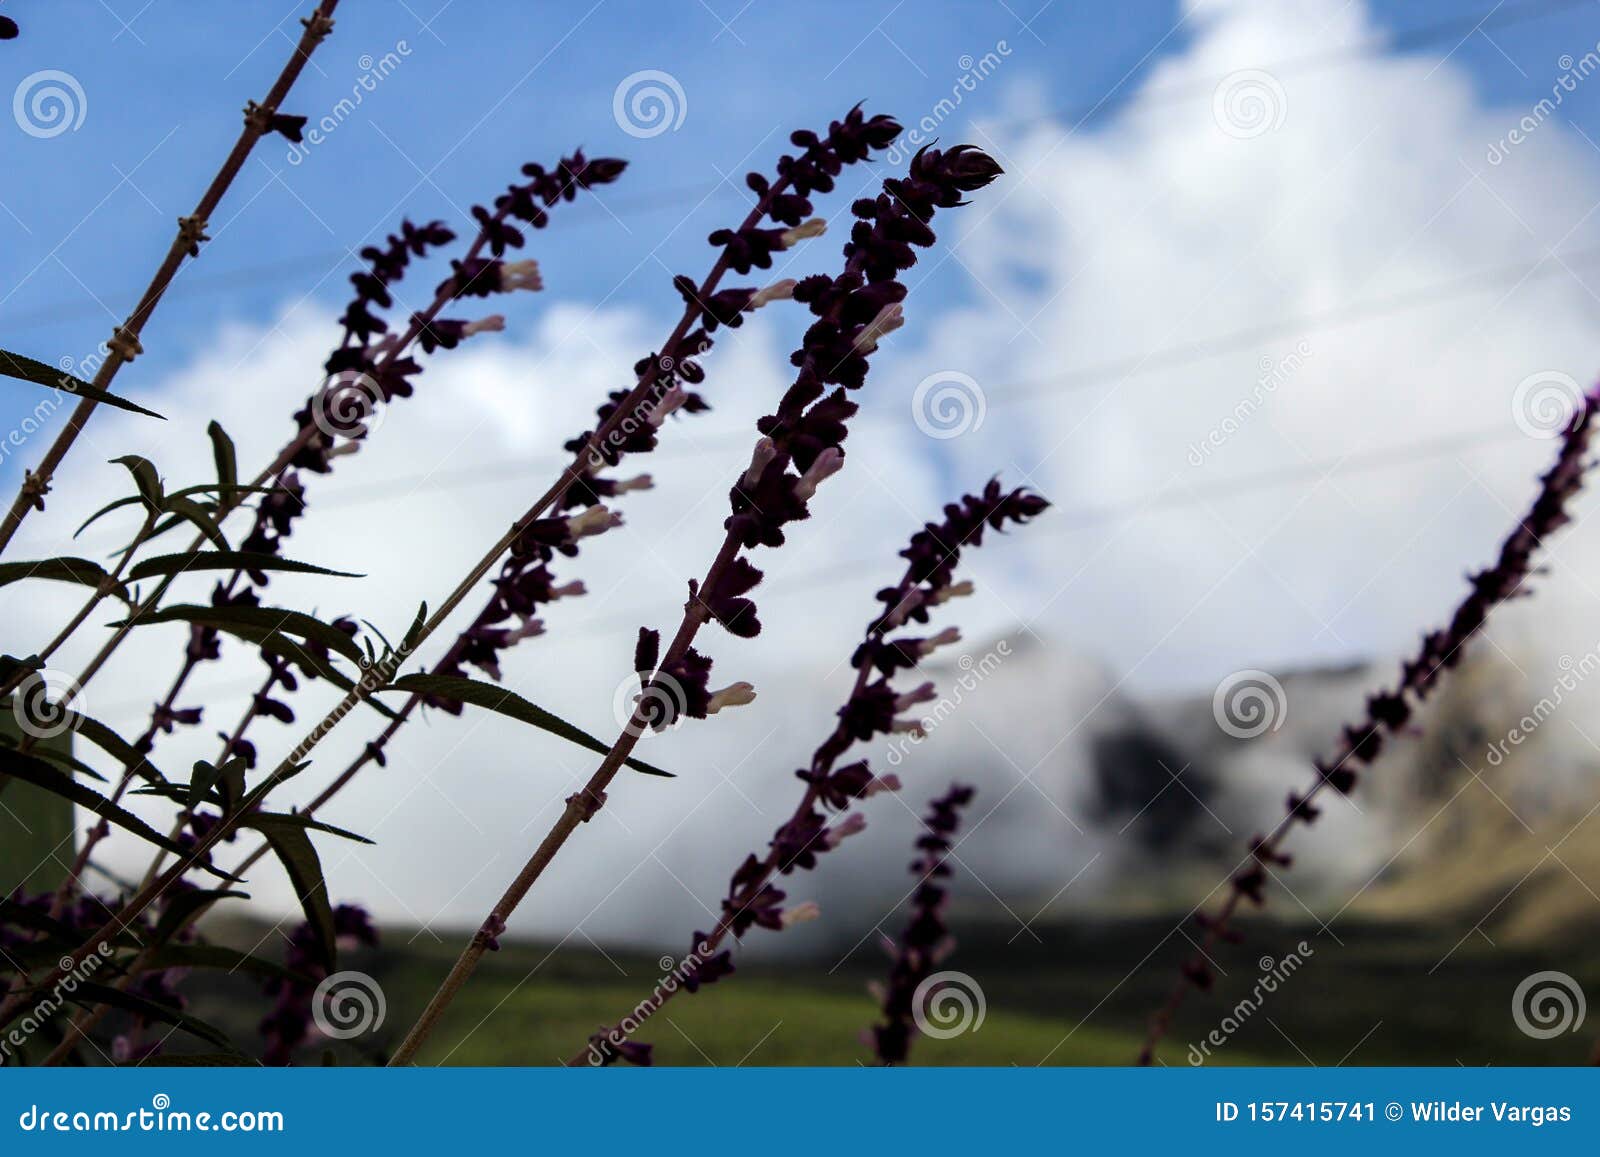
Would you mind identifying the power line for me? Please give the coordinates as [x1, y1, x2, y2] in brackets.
[310, 243, 1598, 505]
[90, 421, 1527, 716]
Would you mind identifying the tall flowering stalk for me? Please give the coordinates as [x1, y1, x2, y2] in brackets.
[1137, 389, 1600, 1064]
[0, 1, 341, 554]
[572, 484, 1041, 1067]
[17, 114, 925, 1018]
[40, 153, 625, 913]
[386, 146, 1007, 1065]
[869, 783, 976, 1066]
[201, 107, 906, 883]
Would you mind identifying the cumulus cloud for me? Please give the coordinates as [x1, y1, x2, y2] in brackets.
[10, 0, 1600, 949]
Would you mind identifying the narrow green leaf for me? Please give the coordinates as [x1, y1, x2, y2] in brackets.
[161, 494, 229, 550]
[0, 348, 164, 419]
[142, 943, 311, 986]
[111, 454, 163, 510]
[120, 604, 365, 667]
[6, 734, 107, 783]
[247, 810, 372, 845]
[63, 982, 234, 1049]
[0, 744, 204, 866]
[151, 888, 249, 946]
[242, 814, 335, 971]
[127, 551, 362, 583]
[61, 708, 166, 785]
[0, 557, 125, 599]
[206, 420, 238, 500]
[387, 672, 674, 778]
[74, 494, 146, 538]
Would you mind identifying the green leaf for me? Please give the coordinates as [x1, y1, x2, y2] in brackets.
[127, 551, 362, 583]
[0, 557, 126, 599]
[0, 347, 164, 419]
[75, 494, 148, 538]
[111, 454, 163, 511]
[387, 672, 674, 778]
[120, 604, 365, 667]
[142, 943, 312, 986]
[61, 708, 167, 785]
[246, 810, 372, 845]
[161, 494, 229, 551]
[206, 420, 238, 501]
[151, 888, 249, 946]
[63, 982, 234, 1049]
[0, 744, 200, 863]
[242, 813, 336, 971]
[6, 733, 107, 783]
[188, 755, 247, 814]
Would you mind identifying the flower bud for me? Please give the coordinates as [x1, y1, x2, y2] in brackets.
[918, 626, 961, 656]
[779, 218, 828, 248]
[825, 813, 867, 848]
[499, 259, 543, 293]
[707, 681, 758, 714]
[781, 900, 821, 927]
[895, 682, 937, 712]
[750, 278, 798, 309]
[742, 437, 778, 488]
[793, 446, 844, 501]
[928, 580, 974, 606]
[567, 504, 622, 540]
[464, 314, 506, 337]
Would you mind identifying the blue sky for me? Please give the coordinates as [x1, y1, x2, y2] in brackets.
[11, 0, 1600, 929]
[3, 0, 1597, 427]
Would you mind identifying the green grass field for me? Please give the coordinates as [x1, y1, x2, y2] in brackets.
[179, 910, 1598, 1067]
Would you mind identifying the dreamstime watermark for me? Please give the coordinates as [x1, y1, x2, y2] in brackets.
[911, 970, 986, 1039]
[884, 640, 1010, 767]
[584, 359, 681, 470]
[1187, 339, 1312, 466]
[13, 70, 86, 138]
[10, 667, 84, 741]
[583, 940, 723, 1064]
[1212, 668, 1287, 739]
[1212, 69, 1286, 140]
[884, 42, 1012, 166]
[1512, 970, 1586, 1039]
[286, 43, 412, 165]
[1511, 370, 1585, 439]
[0, 350, 106, 469]
[612, 669, 687, 740]
[1487, 46, 1600, 165]
[612, 70, 687, 139]
[1187, 943, 1314, 1064]
[0, 941, 114, 1065]
[310, 369, 386, 440]
[311, 970, 386, 1040]
[911, 370, 986, 440]
[1485, 643, 1600, 768]
[16, 1094, 283, 1133]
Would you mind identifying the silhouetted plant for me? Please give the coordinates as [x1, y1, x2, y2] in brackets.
[1137, 388, 1600, 1064]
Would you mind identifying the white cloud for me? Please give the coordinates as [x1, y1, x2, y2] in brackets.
[10, 0, 1600, 950]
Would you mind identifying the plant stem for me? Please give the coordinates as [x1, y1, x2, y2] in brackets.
[389, 536, 739, 1064]
[0, 0, 341, 556]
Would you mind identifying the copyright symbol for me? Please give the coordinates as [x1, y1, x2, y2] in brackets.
[1385, 1102, 1403, 1122]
